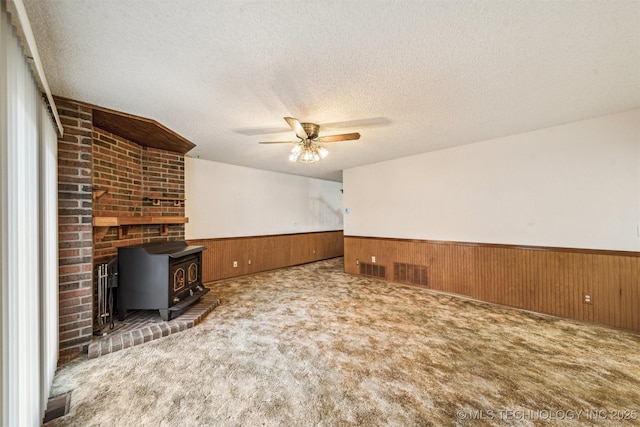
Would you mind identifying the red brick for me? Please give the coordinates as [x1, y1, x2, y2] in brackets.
[59, 297, 82, 308]
[60, 224, 92, 232]
[59, 232, 80, 241]
[59, 248, 80, 258]
[59, 265, 82, 275]
[59, 305, 90, 316]
[58, 272, 92, 283]
[59, 313, 81, 325]
[59, 330, 80, 341]
[59, 319, 92, 332]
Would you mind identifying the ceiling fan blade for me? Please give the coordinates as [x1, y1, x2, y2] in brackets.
[321, 117, 391, 130]
[284, 117, 308, 139]
[258, 140, 296, 144]
[317, 132, 361, 143]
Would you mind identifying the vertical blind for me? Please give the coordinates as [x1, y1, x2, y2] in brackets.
[40, 99, 58, 424]
[1, 0, 59, 424]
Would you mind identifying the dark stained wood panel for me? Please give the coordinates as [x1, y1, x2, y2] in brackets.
[54, 96, 196, 154]
[92, 107, 195, 154]
[344, 236, 640, 333]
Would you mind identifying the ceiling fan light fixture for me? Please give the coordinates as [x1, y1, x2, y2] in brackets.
[300, 147, 317, 163]
[263, 117, 360, 164]
[289, 143, 303, 162]
[318, 146, 329, 159]
[289, 140, 328, 164]
[288, 152, 300, 162]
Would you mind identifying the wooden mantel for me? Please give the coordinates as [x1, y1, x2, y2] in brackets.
[93, 216, 189, 240]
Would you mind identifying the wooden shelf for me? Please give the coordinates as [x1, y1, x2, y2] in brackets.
[93, 216, 188, 226]
[93, 216, 189, 240]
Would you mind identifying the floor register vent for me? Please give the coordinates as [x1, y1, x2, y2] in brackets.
[43, 391, 72, 423]
[359, 262, 386, 279]
[393, 262, 428, 287]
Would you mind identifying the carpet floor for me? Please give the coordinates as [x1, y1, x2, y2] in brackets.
[46, 258, 640, 426]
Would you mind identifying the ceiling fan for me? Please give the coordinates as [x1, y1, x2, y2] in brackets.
[259, 117, 360, 163]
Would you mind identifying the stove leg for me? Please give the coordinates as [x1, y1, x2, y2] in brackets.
[159, 309, 171, 321]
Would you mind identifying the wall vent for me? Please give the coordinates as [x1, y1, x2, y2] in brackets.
[359, 262, 386, 279]
[393, 262, 428, 287]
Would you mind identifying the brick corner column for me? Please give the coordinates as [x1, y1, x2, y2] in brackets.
[56, 98, 94, 362]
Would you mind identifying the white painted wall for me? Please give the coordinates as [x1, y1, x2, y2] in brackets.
[343, 109, 640, 252]
[185, 158, 343, 239]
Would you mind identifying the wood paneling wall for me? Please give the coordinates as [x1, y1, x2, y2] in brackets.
[189, 231, 344, 282]
[344, 236, 640, 333]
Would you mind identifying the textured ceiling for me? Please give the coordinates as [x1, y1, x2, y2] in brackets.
[23, 0, 640, 182]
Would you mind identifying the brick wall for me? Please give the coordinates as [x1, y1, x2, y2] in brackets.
[56, 98, 94, 362]
[92, 130, 144, 264]
[92, 134, 185, 265]
[142, 148, 185, 212]
[141, 147, 185, 241]
[56, 98, 186, 362]
[92, 130, 143, 218]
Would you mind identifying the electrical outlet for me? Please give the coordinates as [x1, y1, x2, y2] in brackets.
[313, 249, 316, 254]
[356, 259, 359, 265]
[584, 294, 592, 304]
[248, 259, 251, 265]
[371, 256, 376, 263]
[233, 261, 238, 268]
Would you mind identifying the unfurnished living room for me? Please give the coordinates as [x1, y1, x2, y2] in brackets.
[1, 0, 639, 426]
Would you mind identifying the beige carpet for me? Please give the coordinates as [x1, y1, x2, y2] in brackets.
[46, 258, 640, 426]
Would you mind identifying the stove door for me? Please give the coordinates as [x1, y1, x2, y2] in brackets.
[168, 254, 203, 307]
[187, 257, 201, 286]
[169, 260, 188, 305]
[173, 264, 186, 293]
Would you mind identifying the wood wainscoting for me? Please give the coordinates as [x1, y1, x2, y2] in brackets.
[344, 236, 640, 333]
[189, 230, 344, 282]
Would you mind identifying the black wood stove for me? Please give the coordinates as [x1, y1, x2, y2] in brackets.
[117, 240, 208, 321]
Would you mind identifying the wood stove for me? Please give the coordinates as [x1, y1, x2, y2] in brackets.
[117, 240, 208, 321]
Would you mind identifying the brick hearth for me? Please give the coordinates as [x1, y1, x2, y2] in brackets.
[87, 293, 219, 359]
